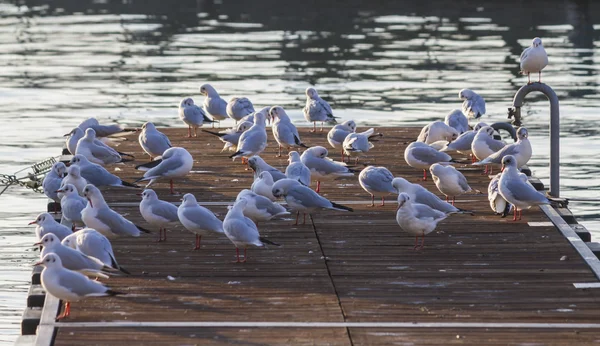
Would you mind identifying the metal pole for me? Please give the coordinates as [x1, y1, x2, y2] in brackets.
[511, 83, 560, 197]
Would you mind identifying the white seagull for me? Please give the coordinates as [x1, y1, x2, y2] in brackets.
[471, 125, 506, 174]
[61, 228, 128, 274]
[135, 147, 193, 194]
[444, 109, 469, 134]
[430, 163, 472, 205]
[200, 84, 228, 125]
[202, 121, 253, 153]
[247, 155, 287, 182]
[139, 189, 179, 242]
[417, 121, 459, 144]
[236, 189, 290, 224]
[177, 193, 225, 250]
[62, 165, 88, 196]
[43, 162, 67, 204]
[358, 166, 396, 207]
[327, 120, 357, 161]
[178, 97, 214, 137]
[342, 128, 382, 164]
[396, 192, 447, 251]
[300, 146, 355, 193]
[75, 128, 126, 165]
[270, 106, 308, 157]
[139, 122, 172, 159]
[226, 97, 255, 122]
[303, 87, 337, 132]
[459, 89, 486, 119]
[285, 151, 311, 186]
[29, 212, 72, 241]
[404, 142, 454, 181]
[69, 155, 138, 188]
[58, 184, 87, 230]
[474, 127, 532, 171]
[251, 171, 276, 201]
[520, 37, 548, 84]
[229, 110, 268, 163]
[392, 177, 468, 214]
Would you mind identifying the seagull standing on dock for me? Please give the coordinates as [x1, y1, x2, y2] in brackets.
[444, 109, 469, 134]
[61, 228, 128, 274]
[392, 177, 469, 214]
[271, 178, 353, 226]
[396, 193, 447, 251]
[58, 184, 87, 230]
[177, 193, 225, 250]
[498, 155, 549, 221]
[135, 147, 193, 194]
[69, 155, 137, 188]
[36, 253, 123, 320]
[29, 213, 72, 241]
[66, 127, 134, 159]
[404, 142, 454, 181]
[178, 97, 214, 137]
[202, 121, 253, 153]
[358, 166, 396, 207]
[43, 162, 67, 204]
[303, 87, 337, 132]
[229, 111, 268, 164]
[270, 106, 308, 157]
[285, 151, 311, 186]
[236, 189, 290, 224]
[474, 127, 532, 170]
[138, 122, 172, 159]
[471, 126, 506, 174]
[139, 189, 179, 242]
[441, 122, 488, 160]
[520, 37, 548, 84]
[247, 156, 286, 182]
[81, 184, 150, 238]
[300, 146, 355, 193]
[327, 120, 356, 161]
[459, 89, 486, 119]
[417, 121, 459, 144]
[342, 128, 382, 164]
[251, 171, 276, 201]
[62, 165, 88, 196]
[223, 198, 280, 263]
[77, 117, 131, 138]
[226, 97, 255, 123]
[430, 163, 472, 205]
[200, 84, 228, 126]
[76, 128, 128, 165]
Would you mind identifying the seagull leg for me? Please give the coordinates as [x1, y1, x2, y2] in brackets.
[235, 248, 241, 263]
[277, 145, 282, 157]
[186, 126, 192, 138]
[303, 213, 306, 225]
[157, 228, 162, 242]
[320, 122, 324, 132]
[418, 234, 425, 250]
[421, 170, 427, 181]
[193, 235, 201, 250]
[341, 149, 345, 163]
[513, 208, 518, 222]
[193, 126, 198, 137]
[310, 122, 316, 133]
[355, 157, 359, 165]
[169, 180, 175, 195]
[413, 235, 419, 250]
[57, 302, 70, 320]
[242, 248, 247, 263]
[538, 71, 542, 83]
[315, 181, 321, 194]
[518, 209, 522, 221]
[489, 166, 493, 175]
[445, 196, 448, 203]
[527, 73, 531, 84]
[294, 211, 299, 226]
[452, 197, 455, 206]
[380, 196, 385, 207]
[367, 194, 375, 207]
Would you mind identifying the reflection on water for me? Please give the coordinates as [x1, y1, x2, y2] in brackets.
[1, 0, 600, 343]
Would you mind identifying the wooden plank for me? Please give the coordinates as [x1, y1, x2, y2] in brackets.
[26, 285, 45, 308]
[34, 295, 60, 346]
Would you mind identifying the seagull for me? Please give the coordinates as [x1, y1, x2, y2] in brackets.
[65, 127, 134, 159]
[404, 142, 454, 181]
[240, 106, 270, 124]
[202, 121, 253, 152]
[76, 128, 131, 165]
[303, 87, 337, 132]
[29, 213, 72, 241]
[81, 184, 150, 238]
[444, 109, 469, 134]
[200, 84, 228, 126]
[139, 189, 179, 242]
[247, 155, 286, 182]
[61, 228, 128, 274]
[498, 155, 549, 221]
[251, 171, 276, 201]
[223, 198, 280, 263]
[300, 146, 355, 193]
[62, 165, 88, 196]
[327, 120, 357, 161]
[430, 163, 472, 205]
[270, 106, 308, 157]
[489, 172, 534, 217]
[459, 89, 486, 119]
[178, 97, 214, 137]
[396, 192, 447, 251]
[77, 117, 132, 137]
[271, 178, 353, 225]
[417, 121, 459, 144]
[43, 162, 66, 204]
[35, 253, 123, 320]
[229, 110, 268, 164]
[471, 126, 506, 174]
[285, 151, 311, 186]
[520, 37, 548, 84]
[135, 147, 193, 194]
[474, 127, 532, 171]
[57, 184, 87, 230]
[236, 189, 290, 224]
[440, 122, 488, 161]
[37, 233, 121, 277]
[139, 122, 172, 160]
[177, 193, 224, 250]
[358, 166, 396, 207]
[342, 128, 382, 164]
[69, 155, 137, 188]
[392, 177, 470, 214]
[226, 97, 255, 122]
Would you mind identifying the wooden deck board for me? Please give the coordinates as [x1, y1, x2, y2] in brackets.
[51, 126, 600, 345]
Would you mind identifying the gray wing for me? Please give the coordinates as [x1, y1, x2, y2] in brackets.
[228, 98, 254, 119]
[456, 172, 471, 192]
[182, 105, 205, 126]
[329, 128, 351, 145]
[445, 131, 475, 151]
[361, 168, 395, 193]
[520, 46, 531, 61]
[471, 95, 486, 116]
[414, 187, 459, 213]
[57, 246, 102, 271]
[145, 155, 184, 178]
[413, 203, 447, 221]
[181, 206, 223, 232]
[57, 269, 107, 296]
[274, 122, 295, 146]
[286, 162, 311, 185]
[305, 156, 350, 175]
[88, 143, 121, 163]
[238, 128, 267, 153]
[91, 124, 123, 137]
[151, 201, 179, 222]
[503, 178, 548, 205]
[80, 164, 120, 186]
[411, 147, 451, 164]
[287, 186, 332, 209]
[143, 131, 171, 154]
[224, 217, 260, 245]
[486, 144, 519, 163]
[96, 207, 140, 236]
[254, 196, 287, 216]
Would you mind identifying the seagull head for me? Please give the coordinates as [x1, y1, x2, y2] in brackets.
[140, 189, 158, 201]
[532, 37, 543, 48]
[517, 127, 528, 140]
[29, 212, 51, 226]
[142, 122, 156, 131]
[34, 253, 62, 268]
[236, 121, 252, 133]
[58, 183, 77, 197]
[473, 122, 488, 132]
[305, 87, 318, 99]
[288, 151, 301, 163]
[35, 233, 59, 249]
[501, 155, 517, 172]
[82, 184, 102, 208]
[341, 120, 357, 132]
[180, 97, 195, 108]
[67, 165, 81, 178]
[199, 83, 217, 97]
[429, 163, 444, 177]
[181, 193, 197, 206]
[306, 146, 328, 159]
[70, 154, 87, 167]
[458, 88, 474, 100]
[271, 178, 301, 198]
[83, 128, 97, 141]
[52, 162, 67, 177]
[258, 171, 274, 184]
[397, 192, 411, 210]
[247, 156, 262, 171]
[391, 177, 409, 194]
[269, 106, 284, 120]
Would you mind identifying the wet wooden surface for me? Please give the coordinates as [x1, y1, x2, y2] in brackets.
[52, 126, 600, 345]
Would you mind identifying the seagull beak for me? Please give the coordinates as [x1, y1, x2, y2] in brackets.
[136, 193, 143, 196]
[87, 199, 93, 208]
[56, 189, 64, 193]
[33, 241, 42, 246]
[28, 221, 37, 225]
[33, 260, 43, 266]
[501, 165, 505, 172]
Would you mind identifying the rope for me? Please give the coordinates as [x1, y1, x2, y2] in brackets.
[0, 156, 58, 196]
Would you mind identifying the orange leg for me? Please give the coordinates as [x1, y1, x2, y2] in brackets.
[421, 170, 427, 181]
[380, 196, 385, 207]
[367, 194, 375, 207]
[193, 234, 201, 250]
[57, 302, 71, 320]
[315, 181, 321, 194]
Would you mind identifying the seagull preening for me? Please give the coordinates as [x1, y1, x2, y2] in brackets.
[417, 121, 459, 144]
[43, 162, 66, 204]
[202, 121, 253, 153]
[62, 228, 128, 274]
[36, 253, 123, 320]
[135, 147, 193, 194]
[342, 128, 382, 164]
[200, 84, 228, 126]
[459, 89, 486, 119]
[327, 120, 357, 161]
[520, 37, 548, 84]
[358, 166, 396, 207]
[430, 163, 472, 205]
[395, 192, 447, 251]
[226, 97, 255, 122]
[229, 110, 268, 164]
[179, 97, 214, 137]
[303, 87, 337, 132]
[300, 146, 355, 193]
[139, 122, 172, 160]
[473, 127, 532, 172]
[270, 106, 308, 157]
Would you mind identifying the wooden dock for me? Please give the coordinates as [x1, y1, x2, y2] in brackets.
[29, 126, 600, 345]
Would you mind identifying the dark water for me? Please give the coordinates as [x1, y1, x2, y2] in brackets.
[1, 0, 600, 343]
